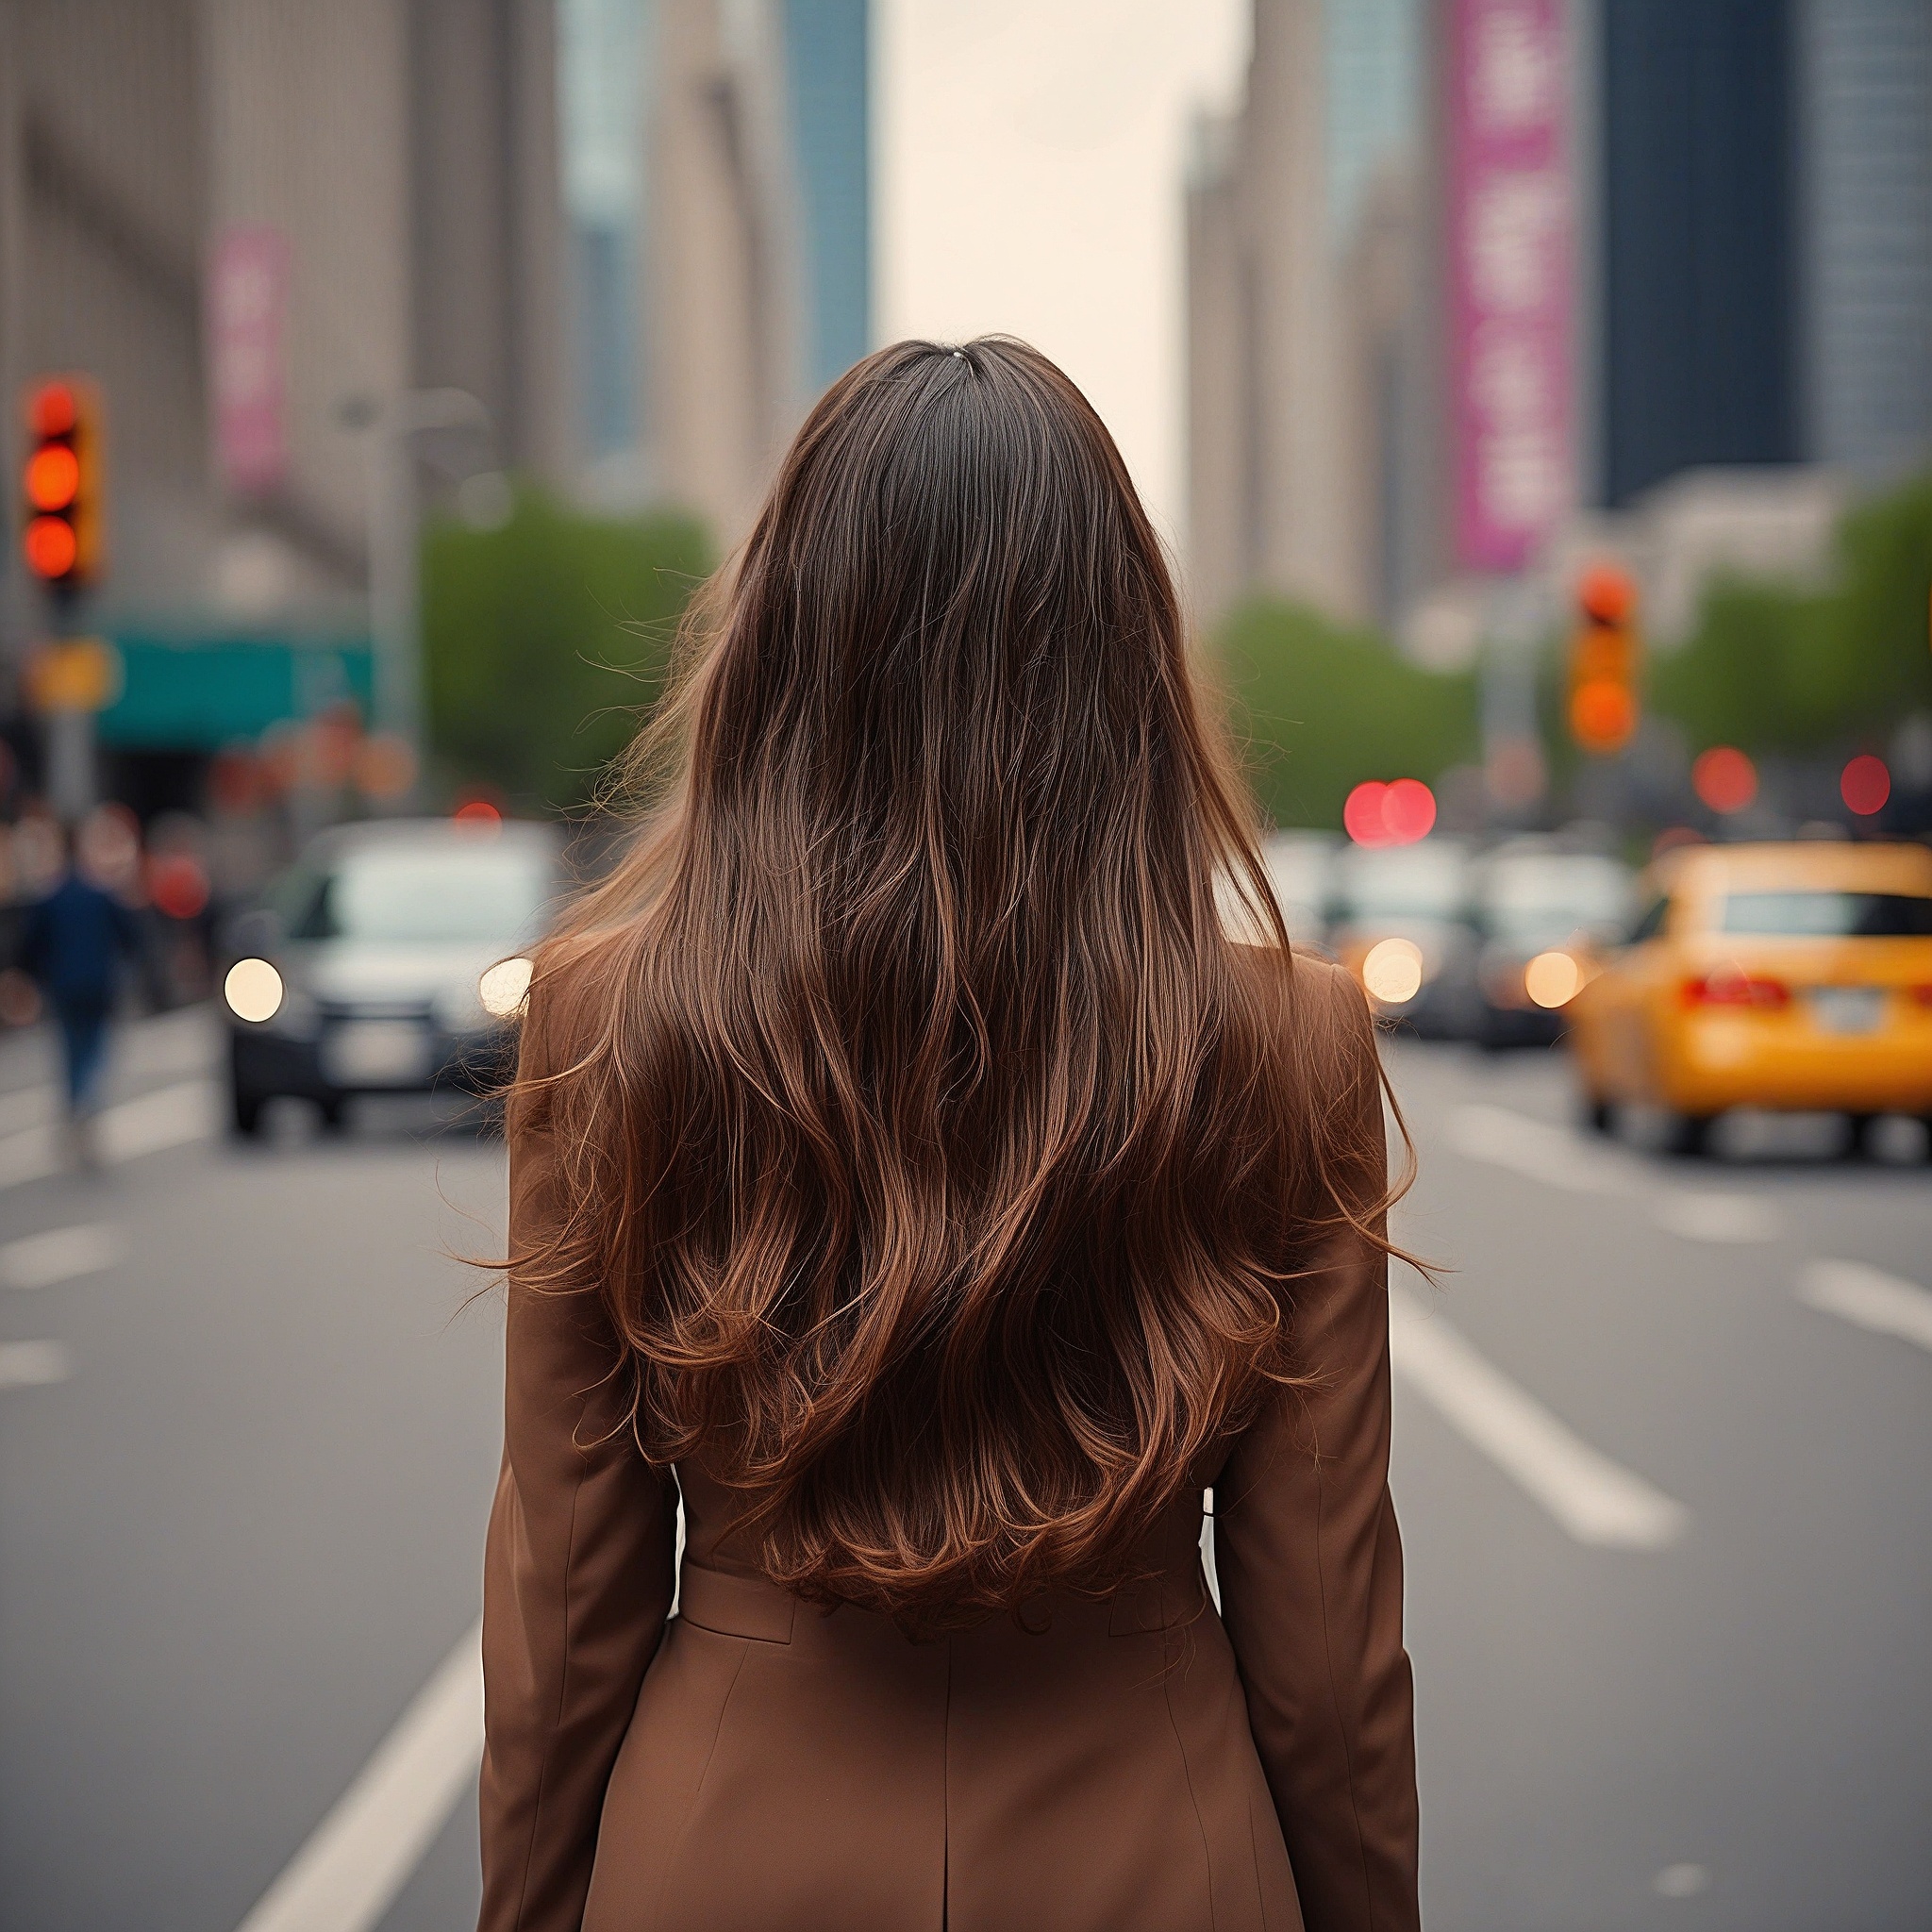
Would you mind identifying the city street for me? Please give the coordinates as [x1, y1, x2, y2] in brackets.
[1, 1008, 1927, 1932]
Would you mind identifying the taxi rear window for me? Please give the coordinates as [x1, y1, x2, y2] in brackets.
[1720, 891, 1932, 938]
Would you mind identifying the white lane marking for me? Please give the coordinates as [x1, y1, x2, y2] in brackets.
[1444, 1103, 1628, 1195]
[233, 1623, 483, 1932]
[0, 1120, 59, 1189]
[0, 1078, 221, 1191]
[1650, 1191, 1782, 1245]
[1444, 1104, 1784, 1245]
[0, 1223, 124, 1291]
[0, 1083, 54, 1137]
[0, 1339, 75, 1388]
[98, 1078, 222, 1160]
[1797, 1259, 1932, 1357]
[1388, 1284, 1690, 1551]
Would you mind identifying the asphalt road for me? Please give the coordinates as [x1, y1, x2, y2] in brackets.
[1, 1008, 1926, 1931]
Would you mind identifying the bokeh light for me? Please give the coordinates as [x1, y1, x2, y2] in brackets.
[453, 798, 503, 830]
[1524, 950, 1582, 1009]
[1840, 754, 1890, 816]
[1691, 746, 1757, 814]
[25, 443, 81, 511]
[478, 956, 534, 1019]
[1361, 937, 1424, 1006]
[24, 515, 77, 577]
[1344, 778, 1436, 847]
[224, 958, 284, 1024]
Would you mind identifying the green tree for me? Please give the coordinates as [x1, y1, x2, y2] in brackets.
[422, 489, 712, 811]
[1219, 599, 1480, 829]
[1649, 468, 1932, 756]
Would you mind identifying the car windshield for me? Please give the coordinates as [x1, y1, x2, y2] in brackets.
[1333, 843, 1470, 923]
[1720, 890, 1932, 938]
[1480, 856, 1634, 944]
[286, 841, 554, 945]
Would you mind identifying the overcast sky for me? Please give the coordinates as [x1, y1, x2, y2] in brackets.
[876, 0, 1251, 547]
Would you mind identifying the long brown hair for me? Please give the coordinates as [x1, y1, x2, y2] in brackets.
[516, 337, 1393, 1627]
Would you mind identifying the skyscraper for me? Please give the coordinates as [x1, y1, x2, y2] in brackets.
[1598, 0, 1799, 506]
[1799, 0, 1932, 477]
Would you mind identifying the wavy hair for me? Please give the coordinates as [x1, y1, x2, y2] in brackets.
[514, 338, 1399, 1628]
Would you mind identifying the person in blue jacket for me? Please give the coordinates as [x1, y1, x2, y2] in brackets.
[20, 821, 143, 1160]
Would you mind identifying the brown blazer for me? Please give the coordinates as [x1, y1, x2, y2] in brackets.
[478, 960, 1419, 1932]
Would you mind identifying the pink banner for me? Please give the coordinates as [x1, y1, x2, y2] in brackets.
[208, 226, 290, 495]
[1448, 0, 1574, 573]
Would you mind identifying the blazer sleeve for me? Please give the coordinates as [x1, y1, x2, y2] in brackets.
[1213, 961, 1420, 1932]
[478, 993, 679, 1932]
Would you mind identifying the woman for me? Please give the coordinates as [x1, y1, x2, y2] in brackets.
[479, 338, 1419, 1932]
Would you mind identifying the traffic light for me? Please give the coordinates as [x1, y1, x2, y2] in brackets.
[20, 376, 104, 591]
[1568, 562, 1640, 756]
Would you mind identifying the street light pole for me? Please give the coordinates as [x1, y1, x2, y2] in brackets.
[354, 388, 493, 785]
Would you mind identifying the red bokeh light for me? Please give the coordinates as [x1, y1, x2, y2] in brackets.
[1344, 782, 1391, 847]
[1569, 680, 1639, 755]
[24, 516, 77, 578]
[1344, 778, 1436, 847]
[25, 444, 80, 511]
[1840, 754, 1890, 817]
[1576, 562, 1636, 625]
[148, 853, 211, 922]
[1691, 746, 1757, 815]
[1382, 777, 1437, 842]
[453, 798, 503, 829]
[27, 381, 77, 439]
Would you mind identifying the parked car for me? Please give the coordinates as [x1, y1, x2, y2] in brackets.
[220, 816, 563, 1135]
[1328, 839, 1474, 1037]
[1567, 840, 1932, 1156]
[1462, 843, 1636, 1049]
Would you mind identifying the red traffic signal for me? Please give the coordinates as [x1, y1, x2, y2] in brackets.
[1569, 561, 1641, 756]
[20, 376, 103, 589]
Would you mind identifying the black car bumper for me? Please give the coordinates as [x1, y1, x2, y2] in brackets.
[228, 1015, 514, 1104]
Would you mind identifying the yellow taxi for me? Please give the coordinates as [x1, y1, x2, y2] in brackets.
[1568, 841, 1932, 1156]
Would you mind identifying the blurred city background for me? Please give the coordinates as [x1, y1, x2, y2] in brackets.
[1, 2, 1928, 1929]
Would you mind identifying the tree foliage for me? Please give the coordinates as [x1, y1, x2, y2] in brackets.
[1651, 469, 1932, 755]
[422, 490, 712, 810]
[1218, 599, 1480, 830]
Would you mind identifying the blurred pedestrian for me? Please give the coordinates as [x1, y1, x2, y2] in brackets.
[477, 341, 1420, 1932]
[19, 819, 142, 1166]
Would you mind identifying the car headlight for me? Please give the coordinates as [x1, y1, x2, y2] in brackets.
[1524, 950, 1584, 1009]
[478, 956, 533, 1019]
[225, 958, 283, 1024]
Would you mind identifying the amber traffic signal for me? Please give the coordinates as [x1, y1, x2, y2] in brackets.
[1568, 562, 1640, 755]
[20, 376, 104, 589]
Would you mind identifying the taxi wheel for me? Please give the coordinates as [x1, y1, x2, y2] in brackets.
[1661, 1110, 1714, 1158]
[1578, 1093, 1614, 1136]
[1845, 1113, 1880, 1161]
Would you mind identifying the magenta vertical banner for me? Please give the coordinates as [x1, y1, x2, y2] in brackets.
[1448, 0, 1574, 574]
[208, 225, 291, 495]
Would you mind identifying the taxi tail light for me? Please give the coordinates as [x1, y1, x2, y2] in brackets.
[1910, 984, 1932, 1008]
[1682, 971, 1790, 1010]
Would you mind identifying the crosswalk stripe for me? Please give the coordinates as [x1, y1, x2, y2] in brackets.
[0, 1339, 75, 1389]
[0, 1223, 124, 1291]
[1797, 1259, 1932, 1357]
[0, 1078, 220, 1191]
[232, 1624, 483, 1932]
[1388, 1283, 1690, 1551]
